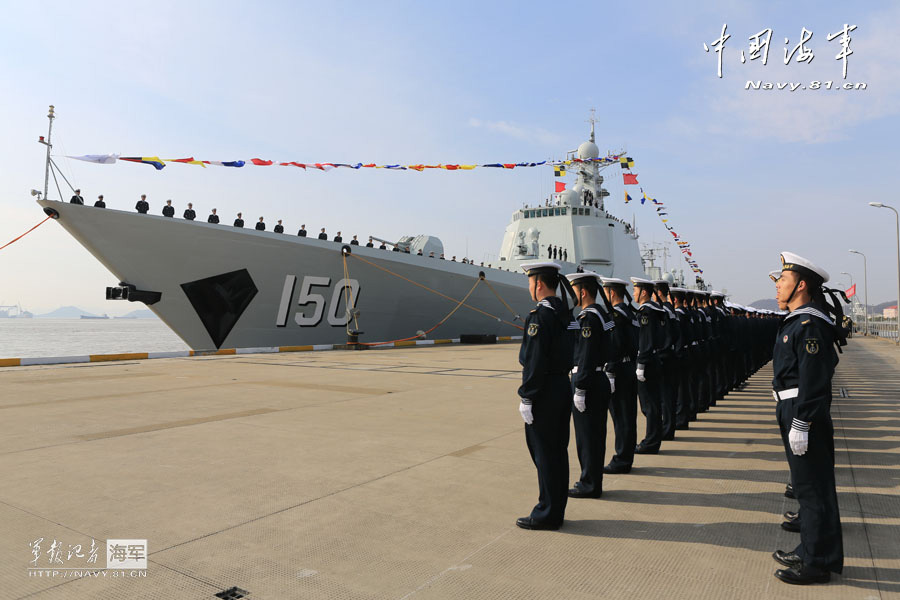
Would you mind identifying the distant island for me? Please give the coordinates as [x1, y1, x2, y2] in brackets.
[33, 306, 157, 319]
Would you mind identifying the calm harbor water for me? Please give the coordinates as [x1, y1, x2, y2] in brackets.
[0, 319, 189, 358]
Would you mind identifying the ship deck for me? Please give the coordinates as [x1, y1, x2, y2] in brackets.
[2, 337, 899, 599]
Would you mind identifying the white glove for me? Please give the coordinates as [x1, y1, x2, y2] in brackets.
[636, 365, 646, 382]
[789, 426, 808, 456]
[573, 390, 586, 413]
[519, 401, 534, 425]
[606, 373, 616, 395]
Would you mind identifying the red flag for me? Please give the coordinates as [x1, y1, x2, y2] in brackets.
[555, 182, 566, 192]
[623, 173, 639, 185]
[846, 284, 856, 298]
[250, 158, 273, 166]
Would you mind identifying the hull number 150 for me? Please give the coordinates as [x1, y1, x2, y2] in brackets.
[275, 275, 361, 327]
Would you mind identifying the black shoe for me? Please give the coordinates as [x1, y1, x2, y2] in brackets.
[663, 433, 675, 441]
[784, 484, 796, 499]
[635, 444, 659, 455]
[675, 423, 689, 430]
[568, 487, 602, 499]
[774, 566, 830, 585]
[773, 550, 803, 568]
[783, 511, 799, 521]
[516, 516, 560, 531]
[781, 520, 801, 533]
[603, 463, 632, 474]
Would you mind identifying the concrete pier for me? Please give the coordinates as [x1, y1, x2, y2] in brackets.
[2, 338, 898, 599]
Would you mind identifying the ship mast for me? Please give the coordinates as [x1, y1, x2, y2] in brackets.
[40, 105, 55, 200]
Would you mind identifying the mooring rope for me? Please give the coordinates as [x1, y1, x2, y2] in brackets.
[0, 216, 52, 252]
[343, 252, 524, 346]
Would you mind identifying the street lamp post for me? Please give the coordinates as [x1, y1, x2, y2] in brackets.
[840, 271, 854, 288]
[869, 202, 900, 345]
[849, 250, 869, 336]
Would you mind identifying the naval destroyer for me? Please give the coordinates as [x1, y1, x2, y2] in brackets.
[36, 115, 648, 351]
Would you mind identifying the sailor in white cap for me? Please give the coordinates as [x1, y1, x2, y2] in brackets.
[599, 277, 640, 473]
[631, 277, 666, 454]
[696, 289, 718, 411]
[515, 261, 577, 530]
[565, 271, 618, 498]
[652, 280, 681, 441]
[668, 287, 696, 430]
[770, 251, 845, 584]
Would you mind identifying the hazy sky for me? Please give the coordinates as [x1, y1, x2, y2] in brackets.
[2, 1, 899, 314]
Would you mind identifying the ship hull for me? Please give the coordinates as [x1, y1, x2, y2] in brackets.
[39, 201, 535, 351]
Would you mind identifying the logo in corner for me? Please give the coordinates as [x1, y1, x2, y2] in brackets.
[805, 338, 819, 354]
[527, 323, 539, 337]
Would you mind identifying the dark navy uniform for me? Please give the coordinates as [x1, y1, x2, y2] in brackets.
[518, 295, 573, 528]
[183, 208, 196, 220]
[773, 303, 842, 575]
[135, 199, 149, 214]
[207, 213, 220, 224]
[635, 298, 665, 453]
[273, 223, 284, 233]
[70, 193, 84, 205]
[605, 299, 639, 471]
[570, 303, 615, 496]
[93, 197, 106, 208]
[673, 299, 694, 429]
[162, 204, 175, 217]
[657, 296, 680, 440]
[255, 220, 266, 231]
[234, 217, 245, 228]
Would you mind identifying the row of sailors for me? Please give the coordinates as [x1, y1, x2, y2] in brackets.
[516, 255, 846, 586]
[69, 191, 504, 268]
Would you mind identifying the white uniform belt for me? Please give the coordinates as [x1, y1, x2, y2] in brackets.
[571, 366, 604, 374]
[773, 388, 799, 401]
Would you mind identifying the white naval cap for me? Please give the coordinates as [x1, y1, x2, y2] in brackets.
[600, 276, 629, 287]
[521, 261, 561, 276]
[565, 271, 600, 284]
[630, 276, 656, 287]
[768, 270, 782, 282]
[780, 251, 829, 283]
[709, 290, 725, 298]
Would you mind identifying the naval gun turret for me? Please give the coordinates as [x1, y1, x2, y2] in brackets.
[369, 234, 444, 256]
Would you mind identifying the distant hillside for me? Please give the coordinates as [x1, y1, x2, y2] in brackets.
[118, 309, 157, 319]
[35, 306, 98, 318]
[749, 298, 897, 313]
[749, 299, 779, 311]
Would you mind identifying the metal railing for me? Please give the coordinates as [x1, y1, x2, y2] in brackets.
[864, 321, 899, 340]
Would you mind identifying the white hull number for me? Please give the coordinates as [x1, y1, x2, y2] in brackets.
[275, 275, 361, 327]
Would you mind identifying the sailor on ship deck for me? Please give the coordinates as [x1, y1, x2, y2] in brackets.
[135, 194, 149, 214]
[207, 208, 219, 223]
